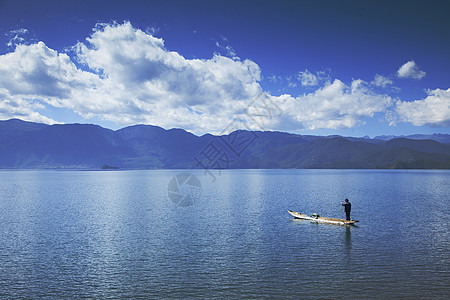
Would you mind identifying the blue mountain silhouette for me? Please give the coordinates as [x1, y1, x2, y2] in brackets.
[1, 119, 449, 169]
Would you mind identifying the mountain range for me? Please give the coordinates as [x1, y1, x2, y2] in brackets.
[1, 119, 449, 169]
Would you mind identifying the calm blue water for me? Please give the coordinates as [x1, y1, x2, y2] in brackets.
[0, 169, 449, 299]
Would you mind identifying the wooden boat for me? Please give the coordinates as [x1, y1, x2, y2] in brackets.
[288, 210, 358, 225]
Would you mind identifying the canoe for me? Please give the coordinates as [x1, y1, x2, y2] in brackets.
[288, 210, 358, 225]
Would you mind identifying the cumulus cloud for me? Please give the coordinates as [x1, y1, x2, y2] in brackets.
[0, 41, 99, 98]
[0, 22, 262, 132]
[72, 22, 262, 131]
[394, 88, 450, 126]
[396, 60, 426, 80]
[0, 41, 97, 124]
[0, 21, 445, 133]
[0, 89, 58, 124]
[274, 79, 394, 130]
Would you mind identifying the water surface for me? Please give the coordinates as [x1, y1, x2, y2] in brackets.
[0, 169, 449, 299]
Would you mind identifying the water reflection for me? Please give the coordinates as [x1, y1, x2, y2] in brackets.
[345, 226, 352, 250]
[345, 227, 352, 251]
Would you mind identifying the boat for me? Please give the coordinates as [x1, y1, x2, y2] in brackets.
[288, 210, 358, 225]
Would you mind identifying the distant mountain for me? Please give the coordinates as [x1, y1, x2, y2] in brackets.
[116, 124, 201, 168]
[0, 119, 48, 142]
[0, 119, 449, 169]
[383, 138, 450, 155]
[0, 121, 132, 168]
[374, 133, 450, 144]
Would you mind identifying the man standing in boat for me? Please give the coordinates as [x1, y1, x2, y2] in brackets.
[341, 199, 351, 221]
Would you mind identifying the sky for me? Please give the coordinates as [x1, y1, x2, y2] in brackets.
[0, 0, 449, 137]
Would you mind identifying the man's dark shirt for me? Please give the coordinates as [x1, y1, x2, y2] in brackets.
[343, 203, 351, 213]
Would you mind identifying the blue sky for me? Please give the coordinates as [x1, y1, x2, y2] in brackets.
[0, 0, 449, 137]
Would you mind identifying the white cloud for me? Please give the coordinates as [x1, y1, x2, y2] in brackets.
[297, 69, 318, 86]
[1, 21, 445, 134]
[396, 61, 426, 80]
[0, 41, 99, 98]
[1, 22, 262, 133]
[394, 88, 450, 126]
[215, 35, 237, 58]
[267, 74, 281, 83]
[0, 89, 58, 124]
[296, 69, 331, 88]
[0, 41, 97, 124]
[271, 79, 394, 130]
[10, 28, 28, 34]
[6, 28, 29, 47]
[371, 74, 393, 88]
[72, 22, 262, 131]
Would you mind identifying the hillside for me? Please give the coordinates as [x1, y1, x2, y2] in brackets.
[0, 119, 449, 169]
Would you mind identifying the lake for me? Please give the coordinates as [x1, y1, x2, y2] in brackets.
[0, 169, 449, 299]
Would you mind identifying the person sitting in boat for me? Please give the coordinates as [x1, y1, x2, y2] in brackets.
[341, 199, 351, 221]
